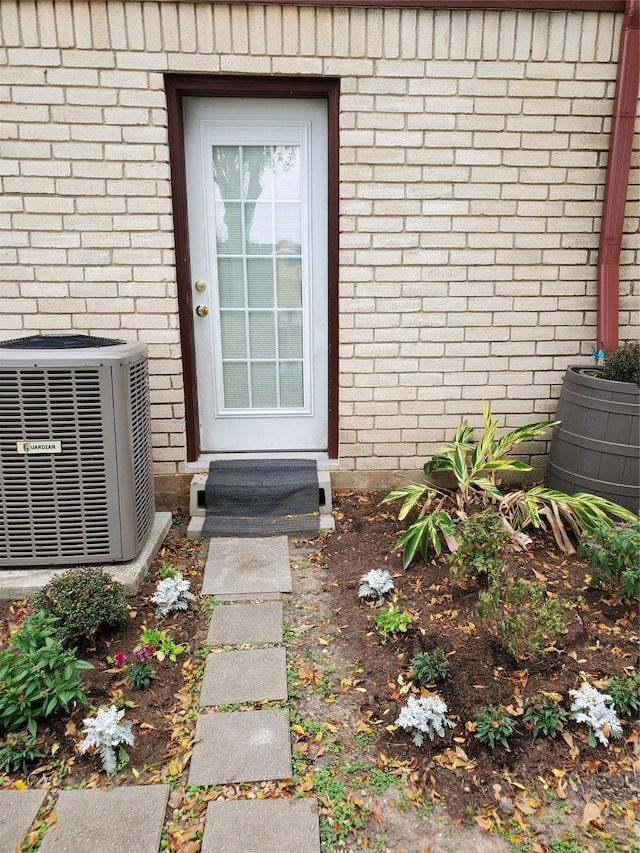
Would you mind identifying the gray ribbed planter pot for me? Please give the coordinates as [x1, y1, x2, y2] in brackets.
[546, 366, 640, 514]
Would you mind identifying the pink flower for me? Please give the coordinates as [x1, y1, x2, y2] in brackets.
[113, 652, 128, 668]
[132, 645, 155, 662]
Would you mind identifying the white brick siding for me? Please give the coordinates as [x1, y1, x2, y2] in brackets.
[0, 2, 638, 495]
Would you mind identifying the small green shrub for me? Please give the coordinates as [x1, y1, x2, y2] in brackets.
[158, 561, 179, 579]
[604, 672, 640, 717]
[31, 568, 128, 648]
[476, 573, 569, 661]
[372, 606, 413, 643]
[0, 611, 91, 736]
[602, 341, 640, 385]
[137, 627, 185, 662]
[411, 648, 450, 686]
[474, 705, 514, 749]
[579, 520, 640, 599]
[448, 510, 509, 585]
[523, 692, 567, 739]
[0, 730, 44, 774]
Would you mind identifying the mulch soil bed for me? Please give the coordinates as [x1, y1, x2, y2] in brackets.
[0, 517, 208, 788]
[1, 494, 639, 852]
[319, 491, 640, 817]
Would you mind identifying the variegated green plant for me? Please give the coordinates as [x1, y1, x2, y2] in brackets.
[384, 403, 637, 566]
[499, 486, 636, 555]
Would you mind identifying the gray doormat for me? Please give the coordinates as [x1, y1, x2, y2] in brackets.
[201, 459, 320, 538]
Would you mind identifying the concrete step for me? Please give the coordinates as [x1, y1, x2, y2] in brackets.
[200, 647, 288, 705]
[187, 469, 334, 538]
[188, 710, 292, 786]
[207, 600, 284, 645]
[0, 789, 47, 853]
[201, 536, 292, 598]
[202, 798, 321, 853]
[38, 786, 169, 853]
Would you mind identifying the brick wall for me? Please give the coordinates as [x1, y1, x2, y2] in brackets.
[0, 2, 638, 498]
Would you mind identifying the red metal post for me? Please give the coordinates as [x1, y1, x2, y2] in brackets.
[597, 0, 640, 351]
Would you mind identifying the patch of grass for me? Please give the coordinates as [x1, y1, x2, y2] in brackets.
[282, 620, 294, 643]
[313, 765, 368, 852]
[548, 836, 588, 853]
[352, 728, 382, 750]
[337, 760, 402, 796]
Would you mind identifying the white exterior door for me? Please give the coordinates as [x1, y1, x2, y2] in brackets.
[184, 97, 328, 453]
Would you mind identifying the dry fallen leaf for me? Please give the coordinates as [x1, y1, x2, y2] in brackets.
[582, 800, 604, 828]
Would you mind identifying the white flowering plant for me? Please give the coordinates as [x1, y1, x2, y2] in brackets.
[569, 682, 623, 747]
[79, 705, 135, 774]
[151, 572, 195, 619]
[395, 695, 455, 746]
[358, 569, 394, 605]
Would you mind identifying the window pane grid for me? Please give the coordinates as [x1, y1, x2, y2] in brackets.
[214, 143, 305, 410]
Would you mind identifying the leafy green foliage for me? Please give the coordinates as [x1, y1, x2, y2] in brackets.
[0, 611, 91, 736]
[448, 510, 509, 585]
[0, 730, 44, 774]
[602, 341, 640, 384]
[383, 403, 636, 566]
[474, 705, 514, 749]
[604, 672, 640, 717]
[372, 606, 413, 643]
[476, 573, 569, 661]
[501, 487, 637, 555]
[31, 568, 128, 648]
[158, 561, 179, 579]
[393, 507, 456, 569]
[127, 661, 155, 691]
[579, 520, 640, 598]
[422, 403, 549, 509]
[313, 765, 367, 850]
[411, 648, 450, 686]
[523, 692, 567, 739]
[137, 628, 185, 662]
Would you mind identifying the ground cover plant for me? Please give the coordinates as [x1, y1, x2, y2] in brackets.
[1, 499, 638, 853]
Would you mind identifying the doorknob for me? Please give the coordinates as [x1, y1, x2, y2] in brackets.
[195, 305, 209, 317]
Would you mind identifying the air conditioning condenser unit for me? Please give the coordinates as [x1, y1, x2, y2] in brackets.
[0, 335, 155, 567]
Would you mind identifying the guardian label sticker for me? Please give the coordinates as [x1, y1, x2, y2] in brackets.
[16, 441, 62, 454]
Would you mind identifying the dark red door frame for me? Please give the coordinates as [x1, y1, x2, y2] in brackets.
[165, 75, 340, 462]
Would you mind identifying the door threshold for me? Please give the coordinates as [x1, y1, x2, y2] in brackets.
[185, 453, 338, 470]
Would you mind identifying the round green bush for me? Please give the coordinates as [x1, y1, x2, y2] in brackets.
[31, 568, 128, 648]
[602, 341, 640, 385]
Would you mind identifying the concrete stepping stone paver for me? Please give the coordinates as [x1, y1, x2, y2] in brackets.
[38, 785, 169, 853]
[207, 600, 283, 645]
[201, 798, 321, 853]
[0, 789, 47, 853]
[202, 537, 291, 597]
[188, 709, 292, 785]
[200, 647, 287, 705]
